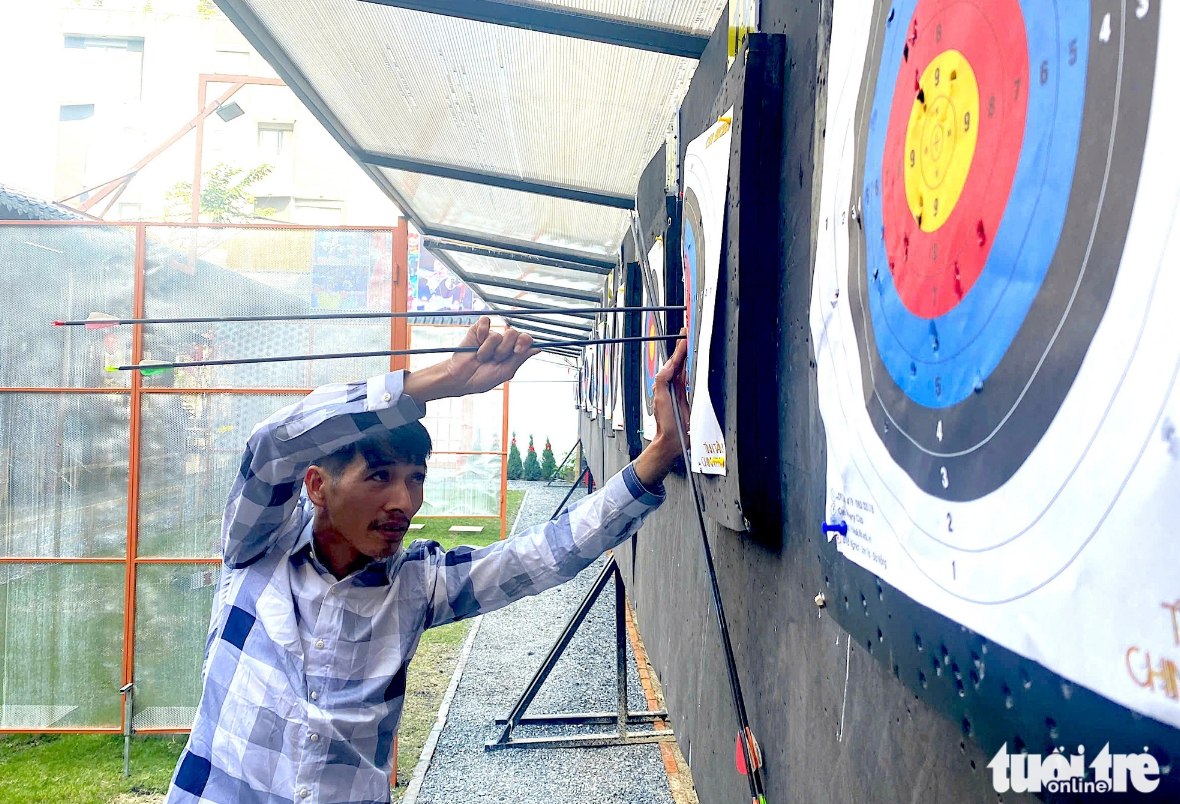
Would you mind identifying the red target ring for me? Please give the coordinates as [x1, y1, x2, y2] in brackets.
[880, 0, 1028, 319]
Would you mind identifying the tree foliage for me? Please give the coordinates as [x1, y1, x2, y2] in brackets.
[165, 162, 276, 223]
[523, 435, 543, 481]
[540, 438, 557, 481]
[507, 433, 523, 480]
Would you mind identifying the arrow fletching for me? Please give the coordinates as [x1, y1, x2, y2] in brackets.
[106, 359, 173, 376]
[84, 313, 120, 329]
[735, 728, 763, 775]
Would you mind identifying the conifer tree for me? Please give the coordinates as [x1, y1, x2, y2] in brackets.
[507, 433, 523, 480]
[523, 435, 543, 481]
[540, 437, 557, 480]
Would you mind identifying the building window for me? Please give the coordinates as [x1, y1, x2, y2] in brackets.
[63, 35, 144, 102]
[258, 123, 294, 157]
[117, 203, 141, 221]
[214, 50, 251, 75]
[59, 104, 95, 122]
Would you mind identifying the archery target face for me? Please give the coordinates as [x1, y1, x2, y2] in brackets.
[683, 188, 706, 403]
[815, 0, 1175, 603]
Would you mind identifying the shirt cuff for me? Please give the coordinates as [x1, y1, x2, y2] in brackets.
[366, 371, 427, 419]
[621, 462, 666, 505]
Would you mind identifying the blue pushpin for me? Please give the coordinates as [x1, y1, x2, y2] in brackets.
[821, 520, 848, 537]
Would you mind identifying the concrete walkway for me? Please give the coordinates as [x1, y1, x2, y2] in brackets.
[412, 481, 676, 804]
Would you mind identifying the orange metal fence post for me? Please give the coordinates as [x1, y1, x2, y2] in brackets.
[120, 222, 146, 737]
[390, 221, 409, 372]
[500, 383, 510, 539]
[391, 737, 398, 788]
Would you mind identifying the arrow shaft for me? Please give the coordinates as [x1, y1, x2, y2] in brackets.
[57, 306, 684, 327]
[114, 334, 683, 371]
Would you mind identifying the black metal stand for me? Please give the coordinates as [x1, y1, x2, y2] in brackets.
[549, 465, 589, 519]
[485, 557, 675, 751]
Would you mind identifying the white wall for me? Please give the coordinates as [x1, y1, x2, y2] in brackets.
[0, 0, 399, 224]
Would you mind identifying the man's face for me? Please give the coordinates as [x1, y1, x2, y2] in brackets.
[307, 455, 426, 562]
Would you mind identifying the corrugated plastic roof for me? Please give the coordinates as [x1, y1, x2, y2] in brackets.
[217, 0, 724, 331]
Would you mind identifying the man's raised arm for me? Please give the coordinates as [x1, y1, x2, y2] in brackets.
[422, 334, 690, 626]
[221, 319, 536, 568]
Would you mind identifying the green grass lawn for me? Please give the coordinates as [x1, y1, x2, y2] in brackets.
[0, 733, 186, 804]
[409, 489, 525, 548]
[0, 492, 527, 804]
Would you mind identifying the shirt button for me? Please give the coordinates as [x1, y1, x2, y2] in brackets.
[310, 691, 318, 700]
[299, 788, 309, 798]
[310, 733, 319, 742]
[315, 639, 325, 649]
[382, 392, 391, 402]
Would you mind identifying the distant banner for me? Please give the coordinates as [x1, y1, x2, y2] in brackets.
[311, 230, 392, 310]
[408, 229, 488, 313]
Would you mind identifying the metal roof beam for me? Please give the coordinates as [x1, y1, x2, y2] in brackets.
[478, 292, 598, 318]
[363, 151, 634, 209]
[462, 272, 602, 303]
[510, 320, 595, 340]
[433, 247, 598, 331]
[422, 225, 617, 271]
[492, 311, 593, 332]
[356, 0, 709, 59]
[423, 237, 613, 276]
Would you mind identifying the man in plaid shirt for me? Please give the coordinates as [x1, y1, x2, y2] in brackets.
[165, 318, 690, 804]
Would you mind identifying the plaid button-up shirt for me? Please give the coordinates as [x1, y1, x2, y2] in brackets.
[164, 370, 665, 804]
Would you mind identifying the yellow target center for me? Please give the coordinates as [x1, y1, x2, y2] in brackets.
[904, 50, 979, 233]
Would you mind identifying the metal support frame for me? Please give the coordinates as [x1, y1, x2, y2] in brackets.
[59, 73, 284, 218]
[192, 74, 286, 222]
[357, 0, 709, 59]
[362, 151, 633, 209]
[423, 237, 613, 275]
[461, 272, 602, 303]
[486, 553, 673, 750]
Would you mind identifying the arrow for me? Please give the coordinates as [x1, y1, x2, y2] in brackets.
[54, 306, 685, 328]
[106, 334, 685, 373]
[630, 214, 769, 803]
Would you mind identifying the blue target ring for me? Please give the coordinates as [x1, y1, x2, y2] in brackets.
[861, 0, 1089, 408]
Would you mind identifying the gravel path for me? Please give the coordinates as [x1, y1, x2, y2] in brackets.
[413, 481, 674, 804]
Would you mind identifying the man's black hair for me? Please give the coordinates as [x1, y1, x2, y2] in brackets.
[313, 422, 432, 478]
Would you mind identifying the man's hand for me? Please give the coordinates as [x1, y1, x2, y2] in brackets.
[633, 330, 691, 489]
[404, 317, 538, 404]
